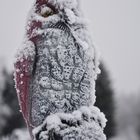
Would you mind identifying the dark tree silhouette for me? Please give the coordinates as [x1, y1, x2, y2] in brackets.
[2, 72, 25, 135]
[95, 63, 116, 138]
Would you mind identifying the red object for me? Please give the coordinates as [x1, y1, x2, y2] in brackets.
[27, 20, 42, 42]
[15, 58, 33, 137]
[15, 0, 56, 138]
[36, 0, 49, 13]
[14, 2, 43, 137]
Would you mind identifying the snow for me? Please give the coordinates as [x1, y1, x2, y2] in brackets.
[14, 0, 106, 139]
[39, 77, 51, 88]
[41, 6, 53, 16]
[64, 8, 76, 24]
[15, 38, 35, 62]
[33, 106, 107, 140]
[46, 114, 61, 130]
[25, 0, 95, 56]
[72, 110, 82, 121]
[20, 74, 24, 78]
[1, 129, 30, 140]
[16, 68, 20, 72]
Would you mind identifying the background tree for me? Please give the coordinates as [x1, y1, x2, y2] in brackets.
[137, 91, 140, 139]
[0, 64, 12, 136]
[95, 63, 116, 138]
[2, 72, 25, 136]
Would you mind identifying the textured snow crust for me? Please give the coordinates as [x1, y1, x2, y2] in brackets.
[15, 38, 36, 63]
[33, 106, 107, 140]
[1, 129, 30, 140]
[29, 27, 98, 126]
[14, 0, 106, 139]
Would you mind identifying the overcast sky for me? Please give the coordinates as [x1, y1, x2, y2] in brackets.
[0, 0, 140, 93]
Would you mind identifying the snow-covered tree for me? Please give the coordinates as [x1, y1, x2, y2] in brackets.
[2, 73, 25, 135]
[1, 129, 30, 140]
[0, 63, 12, 136]
[14, 0, 107, 139]
[0, 60, 6, 93]
[9, 129, 30, 140]
[95, 63, 115, 138]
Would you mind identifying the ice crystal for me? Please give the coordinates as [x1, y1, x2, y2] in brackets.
[14, 0, 106, 139]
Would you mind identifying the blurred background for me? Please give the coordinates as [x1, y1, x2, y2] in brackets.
[0, 0, 140, 139]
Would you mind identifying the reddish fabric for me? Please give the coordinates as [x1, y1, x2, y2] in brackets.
[15, 0, 56, 138]
[15, 7, 43, 138]
[15, 58, 34, 138]
[15, 59, 31, 120]
[15, 4, 43, 126]
[27, 20, 42, 42]
[35, 0, 48, 13]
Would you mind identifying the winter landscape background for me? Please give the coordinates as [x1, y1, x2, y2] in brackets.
[0, 0, 140, 140]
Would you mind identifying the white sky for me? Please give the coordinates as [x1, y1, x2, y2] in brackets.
[0, 0, 140, 93]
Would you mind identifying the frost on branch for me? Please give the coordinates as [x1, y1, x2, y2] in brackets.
[14, 0, 107, 139]
[33, 106, 107, 140]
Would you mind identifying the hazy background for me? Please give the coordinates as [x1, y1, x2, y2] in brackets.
[0, 0, 140, 140]
[0, 0, 140, 93]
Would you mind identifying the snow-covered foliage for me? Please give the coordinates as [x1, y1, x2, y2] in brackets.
[1, 129, 30, 140]
[15, 39, 35, 62]
[0, 64, 12, 136]
[0, 61, 6, 94]
[14, 0, 106, 139]
[10, 129, 30, 140]
[0, 104, 11, 136]
[33, 106, 107, 140]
